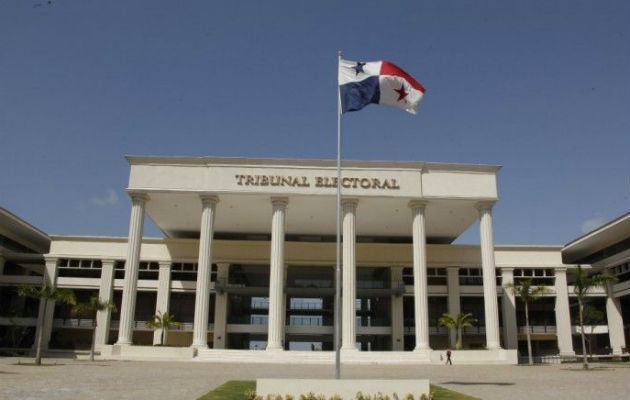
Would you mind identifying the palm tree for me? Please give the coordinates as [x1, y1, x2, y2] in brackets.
[438, 312, 476, 350]
[146, 311, 180, 346]
[581, 305, 605, 358]
[73, 294, 117, 361]
[505, 279, 551, 365]
[17, 282, 76, 365]
[572, 265, 616, 369]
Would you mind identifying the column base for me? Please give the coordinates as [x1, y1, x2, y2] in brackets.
[115, 339, 132, 346]
[611, 347, 624, 356]
[192, 343, 209, 350]
[559, 351, 576, 358]
[266, 345, 284, 352]
[340, 346, 359, 352]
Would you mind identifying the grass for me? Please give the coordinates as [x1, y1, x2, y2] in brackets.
[429, 385, 480, 400]
[198, 381, 255, 400]
[13, 361, 63, 367]
[197, 381, 481, 400]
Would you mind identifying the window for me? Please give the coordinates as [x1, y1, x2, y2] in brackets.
[514, 268, 555, 285]
[427, 268, 447, 285]
[57, 258, 103, 278]
[459, 268, 483, 285]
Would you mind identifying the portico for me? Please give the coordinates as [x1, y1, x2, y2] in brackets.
[109, 156, 510, 359]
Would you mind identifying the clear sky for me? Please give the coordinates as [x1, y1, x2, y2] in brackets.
[0, 0, 628, 245]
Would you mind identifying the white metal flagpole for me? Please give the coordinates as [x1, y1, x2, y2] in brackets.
[334, 50, 342, 379]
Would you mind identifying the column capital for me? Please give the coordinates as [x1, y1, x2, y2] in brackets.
[408, 199, 428, 211]
[501, 267, 515, 272]
[475, 200, 496, 213]
[446, 266, 460, 272]
[128, 190, 150, 202]
[43, 256, 58, 264]
[158, 260, 172, 269]
[271, 197, 289, 208]
[555, 266, 568, 274]
[341, 198, 359, 207]
[216, 262, 230, 269]
[200, 194, 219, 206]
[101, 259, 117, 267]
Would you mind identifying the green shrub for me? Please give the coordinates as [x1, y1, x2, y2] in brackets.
[245, 390, 259, 400]
[300, 392, 318, 400]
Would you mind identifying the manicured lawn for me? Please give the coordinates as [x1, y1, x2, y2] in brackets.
[429, 385, 480, 400]
[197, 381, 481, 400]
[13, 361, 64, 367]
[198, 381, 254, 400]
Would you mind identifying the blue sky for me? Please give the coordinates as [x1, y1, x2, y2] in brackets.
[0, 0, 628, 245]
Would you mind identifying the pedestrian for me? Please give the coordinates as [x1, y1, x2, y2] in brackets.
[446, 348, 452, 365]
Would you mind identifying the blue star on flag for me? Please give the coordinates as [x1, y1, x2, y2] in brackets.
[352, 62, 366, 76]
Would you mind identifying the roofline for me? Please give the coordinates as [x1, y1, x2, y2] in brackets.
[0, 207, 50, 242]
[125, 155, 502, 173]
[49, 234, 562, 251]
[563, 211, 630, 250]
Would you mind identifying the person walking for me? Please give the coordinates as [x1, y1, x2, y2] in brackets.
[446, 349, 452, 365]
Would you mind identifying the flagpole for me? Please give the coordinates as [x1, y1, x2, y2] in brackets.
[334, 49, 342, 380]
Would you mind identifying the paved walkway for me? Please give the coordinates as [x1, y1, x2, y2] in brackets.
[0, 357, 628, 400]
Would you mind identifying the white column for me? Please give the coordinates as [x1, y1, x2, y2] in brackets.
[282, 264, 288, 349]
[501, 267, 518, 350]
[391, 267, 404, 351]
[192, 195, 218, 349]
[213, 263, 229, 349]
[267, 197, 288, 351]
[95, 259, 115, 346]
[341, 199, 359, 351]
[446, 267, 461, 348]
[153, 261, 172, 345]
[476, 201, 501, 350]
[554, 267, 575, 356]
[410, 200, 430, 351]
[116, 192, 148, 345]
[36, 257, 59, 351]
[606, 281, 626, 356]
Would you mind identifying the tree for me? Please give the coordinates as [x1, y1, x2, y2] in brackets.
[572, 265, 616, 369]
[4, 311, 29, 352]
[17, 282, 76, 365]
[73, 294, 117, 361]
[438, 312, 476, 350]
[146, 311, 179, 346]
[581, 305, 606, 358]
[505, 279, 551, 365]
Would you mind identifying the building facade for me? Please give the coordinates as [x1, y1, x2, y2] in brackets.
[562, 212, 629, 356]
[0, 156, 626, 363]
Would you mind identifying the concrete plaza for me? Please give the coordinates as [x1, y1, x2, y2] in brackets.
[0, 357, 628, 400]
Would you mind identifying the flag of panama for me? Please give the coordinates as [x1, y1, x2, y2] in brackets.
[338, 59, 426, 114]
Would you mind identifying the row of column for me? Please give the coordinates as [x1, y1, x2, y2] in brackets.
[109, 191, 626, 355]
[30, 256, 627, 355]
[112, 193, 504, 351]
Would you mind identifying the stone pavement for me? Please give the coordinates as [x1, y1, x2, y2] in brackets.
[0, 357, 628, 400]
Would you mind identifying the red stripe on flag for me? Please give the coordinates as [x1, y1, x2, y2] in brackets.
[380, 61, 425, 93]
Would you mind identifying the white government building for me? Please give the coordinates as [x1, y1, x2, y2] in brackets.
[0, 156, 627, 364]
